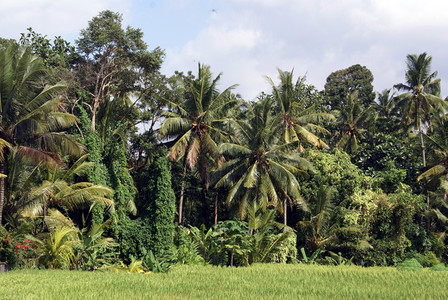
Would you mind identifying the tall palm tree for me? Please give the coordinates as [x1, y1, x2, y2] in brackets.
[394, 52, 448, 167]
[0, 44, 84, 225]
[213, 97, 312, 224]
[417, 114, 448, 202]
[159, 64, 237, 224]
[335, 91, 374, 154]
[266, 69, 334, 150]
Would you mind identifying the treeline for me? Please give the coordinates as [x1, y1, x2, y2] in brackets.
[0, 10, 447, 271]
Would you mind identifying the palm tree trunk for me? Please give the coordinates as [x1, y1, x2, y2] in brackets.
[418, 117, 431, 230]
[420, 131, 426, 168]
[214, 190, 219, 226]
[0, 162, 5, 226]
[419, 118, 426, 167]
[178, 162, 187, 225]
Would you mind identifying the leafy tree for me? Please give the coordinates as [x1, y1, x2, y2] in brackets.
[159, 63, 236, 224]
[300, 149, 374, 208]
[212, 220, 251, 266]
[266, 69, 334, 150]
[213, 97, 312, 224]
[75, 10, 164, 131]
[394, 52, 448, 167]
[324, 64, 375, 110]
[19, 27, 77, 69]
[0, 43, 83, 225]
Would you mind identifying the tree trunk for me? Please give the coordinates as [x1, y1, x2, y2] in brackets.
[420, 130, 426, 168]
[90, 98, 100, 132]
[0, 162, 5, 226]
[419, 118, 426, 167]
[178, 162, 187, 225]
[214, 190, 219, 226]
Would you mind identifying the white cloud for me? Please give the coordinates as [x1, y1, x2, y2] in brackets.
[162, 0, 448, 100]
[0, 0, 131, 41]
[3, 0, 448, 100]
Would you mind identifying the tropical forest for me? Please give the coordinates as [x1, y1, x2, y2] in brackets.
[1, 10, 448, 299]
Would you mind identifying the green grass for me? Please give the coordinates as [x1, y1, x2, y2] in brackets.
[1, 264, 448, 299]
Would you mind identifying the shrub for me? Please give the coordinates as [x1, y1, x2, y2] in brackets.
[397, 258, 423, 271]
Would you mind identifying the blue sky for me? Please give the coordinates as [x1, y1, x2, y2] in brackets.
[2, 0, 448, 100]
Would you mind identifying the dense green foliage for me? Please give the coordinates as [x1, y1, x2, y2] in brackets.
[2, 10, 448, 287]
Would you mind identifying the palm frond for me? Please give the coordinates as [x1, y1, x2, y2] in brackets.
[417, 165, 446, 181]
[167, 129, 192, 161]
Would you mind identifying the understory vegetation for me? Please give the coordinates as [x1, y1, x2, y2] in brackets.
[1, 10, 448, 278]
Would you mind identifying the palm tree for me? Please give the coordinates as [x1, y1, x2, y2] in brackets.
[246, 202, 294, 263]
[335, 91, 374, 154]
[19, 154, 114, 223]
[394, 53, 448, 167]
[159, 63, 237, 224]
[3, 152, 113, 228]
[297, 185, 337, 250]
[417, 115, 448, 205]
[266, 69, 334, 150]
[213, 97, 312, 224]
[0, 43, 84, 225]
[375, 89, 398, 119]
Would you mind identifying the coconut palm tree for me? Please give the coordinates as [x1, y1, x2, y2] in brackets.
[417, 115, 448, 203]
[266, 69, 334, 150]
[335, 91, 374, 154]
[213, 97, 312, 224]
[0, 43, 84, 225]
[394, 52, 448, 167]
[159, 63, 237, 224]
[375, 89, 398, 119]
[19, 154, 114, 223]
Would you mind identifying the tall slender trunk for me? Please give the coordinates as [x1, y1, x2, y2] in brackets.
[419, 126, 426, 168]
[0, 162, 5, 226]
[214, 190, 219, 226]
[178, 162, 187, 225]
[418, 117, 431, 230]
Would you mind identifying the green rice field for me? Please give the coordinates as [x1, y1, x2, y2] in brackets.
[1, 264, 447, 299]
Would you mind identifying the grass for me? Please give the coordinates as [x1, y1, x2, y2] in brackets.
[1, 264, 448, 299]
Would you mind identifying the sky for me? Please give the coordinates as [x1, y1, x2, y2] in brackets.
[1, 0, 448, 101]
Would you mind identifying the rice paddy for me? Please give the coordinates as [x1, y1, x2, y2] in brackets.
[1, 264, 447, 299]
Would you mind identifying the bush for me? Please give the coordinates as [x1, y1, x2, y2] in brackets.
[397, 258, 423, 271]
